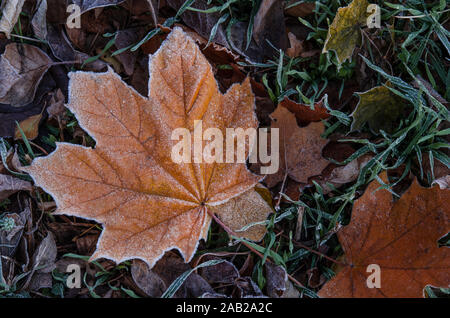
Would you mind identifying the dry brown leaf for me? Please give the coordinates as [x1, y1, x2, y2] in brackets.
[315, 154, 373, 194]
[31, 0, 48, 40]
[131, 259, 166, 297]
[0, 209, 29, 257]
[265, 262, 288, 297]
[72, 0, 126, 14]
[286, 32, 304, 58]
[263, 105, 329, 188]
[0, 174, 32, 201]
[252, 0, 288, 57]
[0, 0, 25, 38]
[24, 28, 264, 268]
[285, 2, 315, 18]
[198, 256, 239, 285]
[280, 96, 330, 126]
[322, 0, 369, 65]
[15, 113, 43, 141]
[209, 186, 273, 241]
[318, 172, 450, 298]
[47, 88, 66, 119]
[0, 43, 52, 106]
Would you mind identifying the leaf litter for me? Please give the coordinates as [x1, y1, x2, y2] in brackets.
[0, 0, 448, 299]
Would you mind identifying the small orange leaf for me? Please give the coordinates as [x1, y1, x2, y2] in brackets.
[15, 114, 43, 141]
[24, 28, 264, 268]
[318, 172, 450, 298]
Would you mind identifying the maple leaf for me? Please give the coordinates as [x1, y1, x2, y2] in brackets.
[351, 83, 406, 134]
[24, 28, 269, 268]
[318, 172, 450, 298]
[323, 0, 369, 65]
[263, 105, 329, 188]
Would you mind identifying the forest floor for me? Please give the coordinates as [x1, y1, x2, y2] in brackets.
[0, 0, 449, 298]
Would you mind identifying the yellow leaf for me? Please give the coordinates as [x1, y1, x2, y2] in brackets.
[323, 0, 369, 65]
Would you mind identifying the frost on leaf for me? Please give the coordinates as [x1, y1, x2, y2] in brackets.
[24, 28, 266, 268]
[318, 172, 450, 298]
[323, 0, 369, 65]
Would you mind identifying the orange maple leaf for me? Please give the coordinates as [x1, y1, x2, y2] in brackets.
[319, 172, 450, 297]
[24, 28, 268, 267]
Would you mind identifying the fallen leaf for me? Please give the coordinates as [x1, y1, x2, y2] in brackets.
[351, 83, 406, 134]
[0, 0, 26, 38]
[153, 253, 214, 298]
[114, 28, 146, 76]
[146, 0, 159, 26]
[131, 259, 166, 297]
[318, 172, 450, 298]
[282, 280, 301, 298]
[24, 28, 263, 268]
[0, 174, 32, 201]
[180, 24, 239, 66]
[323, 0, 369, 65]
[199, 255, 239, 284]
[285, 1, 315, 18]
[315, 154, 373, 194]
[280, 96, 330, 126]
[0, 208, 29, 257]
[286, 32, 304, 58]
[235, 276, 265, 297]
[433, 175, 450, 190]
[201, 292, 227, 298]
[0, 70, 56, 138]
[0, 43, 52, 107]
[31, 0, 48, 40]
[166, 0, 279, 62]
[14, 113, 43, 141]
[263, 105, 329, 188]
[252, 0, 288, 58]
[25, 232, 57, 291]
[265, 262, 288, 297]
[209, 186, 273, 241]
[166, 0, 228, 47]
[75, 234, 99, 255]
[47, 88, 66, 119]
[31, 233, 57, 273]
[46, 24, 107, 72]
